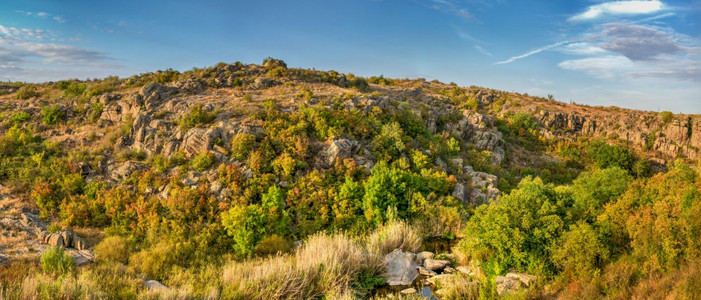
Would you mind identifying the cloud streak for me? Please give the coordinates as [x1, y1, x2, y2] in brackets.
[569, 0, 665, 21]
[495, 41, 570, 64]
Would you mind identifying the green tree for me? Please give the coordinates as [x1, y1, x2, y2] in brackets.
[552, 222, 608, 279]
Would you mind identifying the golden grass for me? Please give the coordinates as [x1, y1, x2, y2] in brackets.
[365, 221, 422, 256]
[222, 232, 384, 299]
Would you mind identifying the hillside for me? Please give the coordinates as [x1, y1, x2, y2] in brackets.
[0, 59, 699, 299]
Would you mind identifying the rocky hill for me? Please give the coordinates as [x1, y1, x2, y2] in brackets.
[0, 59, 699, 298]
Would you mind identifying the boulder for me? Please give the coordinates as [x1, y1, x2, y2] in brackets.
[71, 235, 89, 251]
[496, 275, 521, 295]
[324, 139, 359, 166]
[415, 251, 434, 263]
[180, 128, 223, 158]
[383, 249, 419, 286]
[452, 183, 468, 203]
[423, 258, 450, 271]
[456, 266, 474, 276]
[506, 272, 537, 287]
[69, 249, 94, 266]
[145, 280, 170, 291]
[444, 266, 456, 274]
[426, 274, 454, 286]
[400, 288, 417, 295]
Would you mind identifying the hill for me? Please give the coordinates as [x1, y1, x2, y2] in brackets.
[0, 58, 699, 299]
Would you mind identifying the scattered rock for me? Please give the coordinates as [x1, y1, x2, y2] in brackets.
[506, 272, 537, 287]
[423, 258, 450, 271]
[415, 251, 434, 263]
[444, 266, 456, 274]
[496, 275, 522, 295]
[456, 266, 474, 276]
[323, 139, 359, 167]
[383, 249, 419, 286]
[417, 266, 437, 277]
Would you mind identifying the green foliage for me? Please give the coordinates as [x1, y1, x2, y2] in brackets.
[40, 246, 75, 275]
[90, 101, 104, 122]
[179, 104, 217, 130]
[8, 111, 31, 125]
[456, 177, 568, 277]
[56, 80, 86, 97]
[40, 105, 65, 126]
[659, 111, 674, 125]
[192, 151, 216, 172]
[510, 112, 538, 134]
[254, 235, 291, 256]
[372, 122, 406, 160]
[230, 132, 256, 161]
[14, 85, 39, 99]
[552, 222, 608, 278]
[586, 139, 634, 171]
[570, 167, 632, 221]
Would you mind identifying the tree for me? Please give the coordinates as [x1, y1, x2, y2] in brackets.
[552, 222, 608, 279]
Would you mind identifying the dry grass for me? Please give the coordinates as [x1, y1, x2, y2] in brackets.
[222, 232, 384, 299]
[366, 221, 422, 256]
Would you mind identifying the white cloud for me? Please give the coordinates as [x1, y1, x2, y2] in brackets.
[558, 55, 634, 78]
[495, 41, 570, 64]
[559, 43, 608, 55]
[600, 23, 682, 61]
[14, 10, 67, 23]
[569, 0, 665, 21]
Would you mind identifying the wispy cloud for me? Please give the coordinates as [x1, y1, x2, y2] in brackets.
[430, 0, 475, 20]
[569, 0, 665, 21]
[599, 23, 683, 61]
[15, 10, 67, 23]
[495, 41, 570, 64]
[456, 30, 493, 56]
[558, 55, 634, 78]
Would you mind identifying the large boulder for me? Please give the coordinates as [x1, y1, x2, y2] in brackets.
[383, 249, 419, 286]
[323, 139, 359, 167]
[180, 127, 224, 158]
[145, 280, 169, 291]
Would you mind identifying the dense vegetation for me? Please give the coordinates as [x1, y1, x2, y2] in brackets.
[0, 59, 698, 299]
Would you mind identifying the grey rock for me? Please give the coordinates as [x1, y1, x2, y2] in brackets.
[415, 251, 434, 263]
[417, 266, 437, 277]
[383, 249, 419, 286]
[496, 275, 522, 295]
[506, 272, 537, 287]
[145, 279, 170, 291]
[423, 258, 450, 271]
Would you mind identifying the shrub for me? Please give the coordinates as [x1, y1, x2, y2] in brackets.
[254, 235, 292, 256]
[14, 85, 38, 100]
[90, 101, 104, 122]
[231, 133, 256, 161]
[586, 139, 634, 171]
[659, 111, 674, 125]
[8, 111, 31, 125]
[366, 221, 422, 256]
[40, 105, 65, 126]
[179, 104, 217, 130]
[40, 246, 75, 275]
[94, 236, 131, 264]
[192, 151, 216, 172]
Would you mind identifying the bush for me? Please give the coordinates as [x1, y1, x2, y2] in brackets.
[192, 151, 216, 172]
[94, 236, 131, 264]
[40, 105, 65, 126]
[254, 235, 292, 256]
[179, 104, 217, 130]
[586, 139, 634, 171]
[230, 133, 256, 161]
[14, 85, 38, 100]
[40, 246, 75, 275]
[8, 111, 31, 125]
[659, 111, 674, 125]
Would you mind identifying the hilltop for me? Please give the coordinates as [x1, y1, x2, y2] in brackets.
[0, 59, 699, 299]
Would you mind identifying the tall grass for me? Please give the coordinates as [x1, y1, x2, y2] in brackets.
[222, 232, 384, 299]
[366, 221, 422, 256]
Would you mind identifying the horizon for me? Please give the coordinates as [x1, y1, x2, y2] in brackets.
[1, 0, 700, 113]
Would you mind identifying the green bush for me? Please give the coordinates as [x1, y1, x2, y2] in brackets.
[56, 80, 86, 97]
[14, 85, 39, 100]
[659, 111, 674, 125]
[586, 139, 634, 171]
[8, 111, 31, 125]
[40, 246, 75, 275]
[230, 133, 256, 161]
[179, 104, 217, 130]
[192, 151, 216, 171]
[90, 101, 104, 122]
[40, 105, 65, 126]
[254, 235, 292, 256]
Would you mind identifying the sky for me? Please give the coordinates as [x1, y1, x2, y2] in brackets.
[1, 0, 700, 113]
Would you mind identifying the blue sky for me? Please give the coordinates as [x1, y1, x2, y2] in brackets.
[1, 0, 700, 113]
